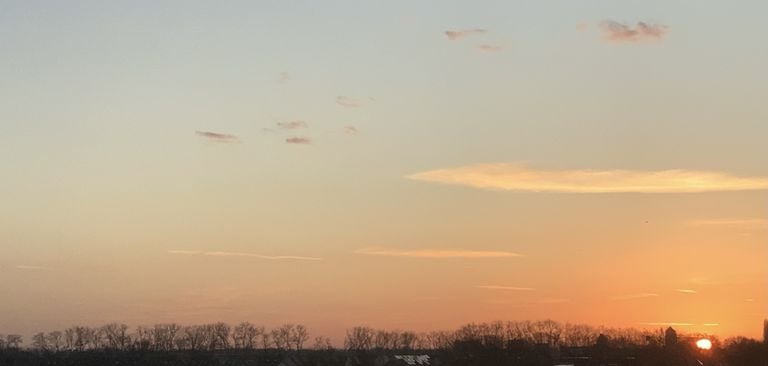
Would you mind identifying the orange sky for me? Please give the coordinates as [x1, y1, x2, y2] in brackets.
[0, 0, 766, 344]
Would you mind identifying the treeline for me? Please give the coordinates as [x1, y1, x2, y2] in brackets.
[1, 323, 329, 352]
[344, 320, 674, 350]
[2, 319, 720, 352]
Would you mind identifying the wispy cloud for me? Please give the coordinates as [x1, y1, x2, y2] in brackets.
[354, 247, 522, 259]
[687, 218, 768, 229]
[336, 96, 361, 108]
[600, 20, 668, 42]
[15, 265, 52, 271]
[537, 298, 571, 304]
[639, 322, 694, 326]
[444, 29, 487, 40]
[168, 250, 322, 261]
[195, 131, 239, 143]
[475, 44, 503, 54]
[277, 120, 308, 129]
[676, 289, 698, 294]
[612, 293, 660, 301]
[286, 137, 311, 145]
[703, 323, 720, 327]
[343, 126, 359, 135]
[407, 163, 768, 193]
[477, 285, 535, 291]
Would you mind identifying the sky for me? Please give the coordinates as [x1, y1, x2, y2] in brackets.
[0, 0, 766, 343]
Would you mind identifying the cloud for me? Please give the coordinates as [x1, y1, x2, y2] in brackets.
[612, 293, 660, 301]
[537, 298, 571, 304]
[15, 265, 52, 271]
[702, 323, 720, 327]
[477, 285, 535, 291]
[444, 29, 487, 40]
[336, 96, 361, 108]
[687, 218, 768, 229]
[354, 247, 522, 259]
[277, 120, 308, 129]
[639, 322, 694, 326]
[168, 250, 322, 261]
[195, 131, 239, 143]
[343, 126, 359, 135]
[676, 289, 698, 294]
[600, 20, 668, 42]
[475, 44, 503, 54]
[285, 137, 311, 145]
[407, 163, 768, 193]
[278, 72, 290, 82]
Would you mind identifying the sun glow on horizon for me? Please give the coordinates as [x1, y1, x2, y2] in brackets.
[696, 338, 713, 350]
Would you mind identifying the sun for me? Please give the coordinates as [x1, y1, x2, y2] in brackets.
[696, 338, 712, 350]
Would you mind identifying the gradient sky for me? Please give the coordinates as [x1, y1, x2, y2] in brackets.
[1, 0, 766, 343]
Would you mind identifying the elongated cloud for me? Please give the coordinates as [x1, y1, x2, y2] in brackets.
[639, 322, 694, 326]
[355, 247, 521, 259]
[600, 20, 668, 42]
[336, 96, 361, 108]
[195, 131, 239, 143]
[687, 218, 768, 228]
[537, 298, 571, 304]
[676, 289, 698, 294]
[407, 163, 768, 193]
[612, 293, 659, 301]
[15, 265, 52, 271]
[277, 120, 308, 129]
[444, 29, 487, 40]
[168, 250, 322, 261]
[477, 285, 535, 291]
[476, 44, 503, 54]
[286, 137, 311, 145]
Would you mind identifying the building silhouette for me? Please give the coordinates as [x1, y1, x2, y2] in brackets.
[764, 319, 768, 345]
[664, 327, 677, 347]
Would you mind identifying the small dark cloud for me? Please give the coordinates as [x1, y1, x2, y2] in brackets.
[286, 137, 311, 145]
[600, 20, 668, 42]
[444, 29, 487, 40]
[336, 96, 361, 108]
[277, 120, 308, 129]
[195, 131, 239, 143]
[343, 126, 359, 135]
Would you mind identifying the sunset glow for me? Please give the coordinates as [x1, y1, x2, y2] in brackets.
[696, 338, 713, 350]
[0, 0, 766, 351]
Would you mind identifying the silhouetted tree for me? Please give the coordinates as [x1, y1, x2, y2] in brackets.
[291, 324, 309, 350]
[345, 326, 374, 350]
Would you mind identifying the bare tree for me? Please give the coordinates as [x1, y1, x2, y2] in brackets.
[271, 324, 294, 350]
[233, 322, 263, 349]
[212, 322, 231, 350]
[47, 331, 64, 351]
[32, 332, 48, 351]
[260, 332, 272, 350]
[133, 326, 153, 350]
[399, 331, 417, 350]
[4, 334, 23, 349]
[345, 326, 374, 350]
[291, 324, 309, 350]
[313, 336, 333, 350]
[102, 323, 131, 350]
